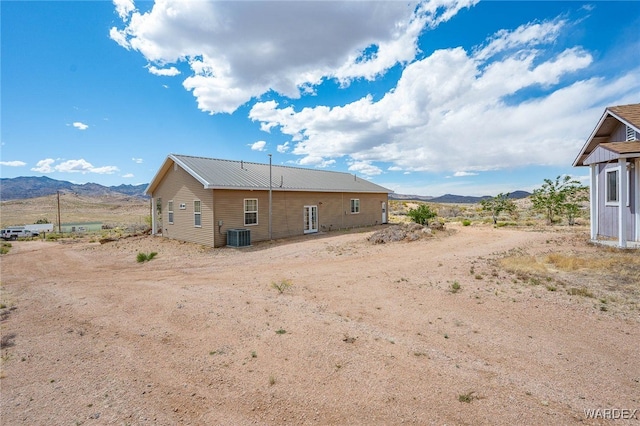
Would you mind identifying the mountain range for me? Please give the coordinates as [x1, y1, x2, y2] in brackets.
[0, 176, 530, 203]
[0, 176, 148, 201]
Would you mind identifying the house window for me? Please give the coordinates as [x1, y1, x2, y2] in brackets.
[606, 169, 619, 205]
[244, 199, 258, 225]
[168, 201, 174, 224]
[194, 200, 201, 227]
[350, 199, 360, 214]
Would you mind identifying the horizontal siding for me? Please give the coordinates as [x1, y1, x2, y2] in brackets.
[153, 165, 214, 246]
[213, 190, 388, 247]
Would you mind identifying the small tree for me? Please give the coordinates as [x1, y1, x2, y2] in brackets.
[480, 193, 517, 225]
[407, 203, 437, 225]
[531, 175, 587, 225]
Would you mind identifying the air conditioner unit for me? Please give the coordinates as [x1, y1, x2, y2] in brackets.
[227, 229, 251, 247]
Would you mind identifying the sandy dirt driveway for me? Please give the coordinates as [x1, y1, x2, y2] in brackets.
[1, 225, 638, 425]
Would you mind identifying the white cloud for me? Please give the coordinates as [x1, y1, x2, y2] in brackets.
[110, 0, 475, 114]
[31, 159, 56, 173]
[122, 173, 135, 178]
[132, 157, 143, 164]
[453, 171, 479, 177]
[73, 122, 89, 130]
[147, 65, 181, 76]
[277, 142, 290, 154]
[249, 17, 640, 173]
[0, 160, 26, 167]
[31, 158, 119, 175]
[250, 140, 267, 151]
[113, 0, 135, 21]
[348, 161, 382, 176]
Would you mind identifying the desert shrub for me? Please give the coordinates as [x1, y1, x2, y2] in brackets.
[406, 204, 437, 225]
[272, 279, 292, 294]
[136, 251, 158, 263]
[462, 219, 471, 226]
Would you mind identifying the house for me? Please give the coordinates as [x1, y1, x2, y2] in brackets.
[573, 103, 640, 248]
[145, 154, 392, 247]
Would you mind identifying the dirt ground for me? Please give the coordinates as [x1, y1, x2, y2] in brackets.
[1, 224, 638, 425]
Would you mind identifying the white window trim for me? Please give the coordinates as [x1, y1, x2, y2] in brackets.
[244, 198, 258, 226]
[194, 200, 201, 228]
[168, 200, 174, 225]
[605, 167, 620, 206]
[350, 198, 360, 214]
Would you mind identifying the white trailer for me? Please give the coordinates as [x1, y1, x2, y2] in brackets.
[24, 223, 54, 233]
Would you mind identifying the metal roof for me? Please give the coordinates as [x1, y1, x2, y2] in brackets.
[573, 103, 640, 167]
[146, 154, 393, 195]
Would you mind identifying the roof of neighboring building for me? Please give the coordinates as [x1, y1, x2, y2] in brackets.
[146, 154, 393, 195]
[573, 103, 640, 166]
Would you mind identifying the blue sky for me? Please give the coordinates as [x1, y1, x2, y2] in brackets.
[1, 1, 639, 196]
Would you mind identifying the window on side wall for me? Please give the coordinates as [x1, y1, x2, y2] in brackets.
[350, 199, 360, 214]
[194, 200, 201, 227]
[605, 168, 619, 205]
[168, 201, 174, 224]
[244, 199, 258, 225]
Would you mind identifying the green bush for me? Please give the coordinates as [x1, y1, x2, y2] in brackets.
[462, 219, 471, 226]
[136, 251, 158, 263]
[407, 204, 437, 225]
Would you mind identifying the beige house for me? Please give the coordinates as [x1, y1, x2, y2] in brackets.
[145, 154, 392, 247]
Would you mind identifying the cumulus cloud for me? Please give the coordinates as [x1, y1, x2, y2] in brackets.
[122, 173, 135, 178]
[0, 160, 26, 167]
[110, 0, 475, 114]
[113, 0, 135, 21]
[250, 140, 267, 151]
[147, 65, 180, 76]
[249, 18, 640, 173]
[132, 157, 143, 164]
[109, 1, 639, 175]
[31, 159, 56, 173]
[31, 158, 119, 175]
[348, 161, 382, 176]
[277, 142, 290, 154]
[73, 122, 89, 130]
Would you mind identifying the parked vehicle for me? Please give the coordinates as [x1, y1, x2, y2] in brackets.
[0, 227, 37, 240]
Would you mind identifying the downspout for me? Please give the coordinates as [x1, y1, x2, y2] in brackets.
[151, 196, 157, 235]
[636, 158, 640, 242]
[618, 158, 627, 248]
[269, 154, 273, 240]
[589, 164, 597, 241]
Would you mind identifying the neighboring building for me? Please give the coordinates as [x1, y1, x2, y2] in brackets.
[573, 103, 640, 248]
[59, 222, 103, 233]
[145, 154, 392, 247]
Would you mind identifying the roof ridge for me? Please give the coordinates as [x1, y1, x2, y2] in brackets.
[171, 153, 359, 176]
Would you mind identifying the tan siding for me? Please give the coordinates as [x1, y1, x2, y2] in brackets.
[153, 165, 214, 246]
[211, 190, 388, 247]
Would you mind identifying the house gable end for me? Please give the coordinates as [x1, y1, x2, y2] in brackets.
[573, 103, 640, 167]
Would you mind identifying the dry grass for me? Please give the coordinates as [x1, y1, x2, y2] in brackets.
[1, 194, 149, 229]
[498, 246, 640, 314]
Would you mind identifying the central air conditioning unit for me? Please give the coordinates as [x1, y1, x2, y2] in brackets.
[227, 229, 251, 247]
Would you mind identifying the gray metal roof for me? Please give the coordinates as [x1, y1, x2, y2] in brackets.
[146, 154, 392, 194]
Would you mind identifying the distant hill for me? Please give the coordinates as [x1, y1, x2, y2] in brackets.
[390, 191, 531, 204]
[0, 176, 148, 201]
